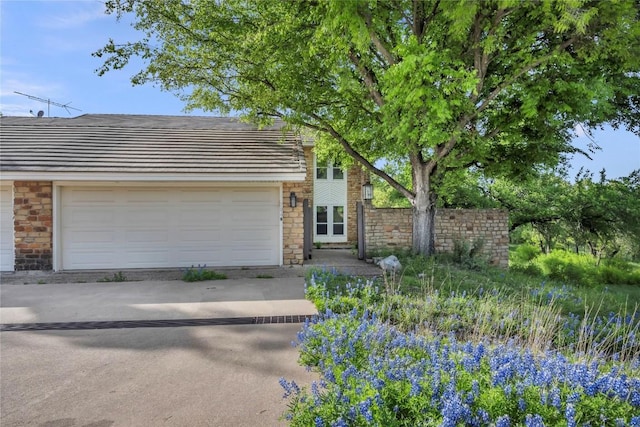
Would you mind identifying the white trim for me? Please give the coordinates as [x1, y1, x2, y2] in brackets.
[52, 184, 61, 271]
[0, 181, 15, 271]
[279, 183, 284, 267]
[1, 172, 306, 182]
[52, 181, 282, 188]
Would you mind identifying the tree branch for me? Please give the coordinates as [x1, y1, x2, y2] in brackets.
[360, 9, 396, 65]
[348, 51, 385, 107]
[305, 113, 414, 200]
[474, 37, 577, 118]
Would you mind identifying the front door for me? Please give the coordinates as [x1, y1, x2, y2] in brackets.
[313, 157, 347, 243]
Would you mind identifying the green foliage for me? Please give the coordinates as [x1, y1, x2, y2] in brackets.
[537, 250, 597, 284]
[496, 168, 640, 261]
[510, 248, 640, 287]
[98, 271, 127, 282]
[96, 0, 640, 256]
[511, 244, 542, 264]
[181, 265, 227, 282]
[305, 268, 383, 314]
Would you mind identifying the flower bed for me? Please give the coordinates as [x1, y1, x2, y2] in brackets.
[283, 310, 639, 426]
[281, 271, 640, 426]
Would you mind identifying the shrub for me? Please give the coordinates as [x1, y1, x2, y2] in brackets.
[511, 244, 542, 264]
[535, 251, 596, 285]
[510, 262, 544, 277]
[181, 265, 227, 282]
[451, 238, 486, 269]
[597, 265, 640, 286]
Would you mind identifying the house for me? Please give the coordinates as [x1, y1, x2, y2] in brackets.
[0, 114, 367, 272]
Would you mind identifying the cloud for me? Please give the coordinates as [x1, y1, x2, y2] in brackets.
[0, 102, 34, 117]
[0, 73, 66, 116]
[0, 75, 63, 98]
[36, 1, 108, 30]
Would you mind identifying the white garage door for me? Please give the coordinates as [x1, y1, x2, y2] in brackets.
[60, 186, 280, 270]
[0, 185, 14, 271]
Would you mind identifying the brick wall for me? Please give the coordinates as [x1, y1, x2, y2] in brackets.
[13, 181, 53, 270]
[364, 205, 509, 267]
[282, 181, 304, 265]
[346, 165, 366, 244]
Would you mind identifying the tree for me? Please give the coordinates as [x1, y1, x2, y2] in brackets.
[95, 0, 640, 255]
[487, 167, 570, 253]
[486, 166, 640, 259]
[563, 169, 640, 261]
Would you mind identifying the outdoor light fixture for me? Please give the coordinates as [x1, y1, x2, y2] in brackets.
[289, 191, 297, 208]
[362, 182, 373, 201]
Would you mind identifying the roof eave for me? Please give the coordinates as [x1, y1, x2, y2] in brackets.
[0, 171, 306, 182]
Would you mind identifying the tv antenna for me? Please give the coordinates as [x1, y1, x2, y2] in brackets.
[14, 91, 82, 117]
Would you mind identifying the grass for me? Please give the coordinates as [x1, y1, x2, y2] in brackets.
[384, 252, 640, 317]
[182, 265, 227, 282]
[304, 252, 640, 361]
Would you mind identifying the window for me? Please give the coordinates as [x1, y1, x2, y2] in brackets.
[316, 160, 327, 180]
[316, 159, 344, 180]
[332, 206, 344, 235]
[333, 166, 344, 180]
[316, 206, 327, 235]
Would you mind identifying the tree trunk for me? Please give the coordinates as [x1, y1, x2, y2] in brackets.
[411, 162, 437, 256]
[412, 197, 437, 255]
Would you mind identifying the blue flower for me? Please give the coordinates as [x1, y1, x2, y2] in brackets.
[525, 414, 545, 427]
[279, 378, 300, 398]
[495, 415, 511, 427]
[331, 419, 347, 427]
[565, 403, 576, 427]
[358, 398, 374, 422]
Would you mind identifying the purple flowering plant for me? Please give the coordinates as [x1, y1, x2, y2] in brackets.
[282, 270, 640, 426]
[283, 309, 639, 426]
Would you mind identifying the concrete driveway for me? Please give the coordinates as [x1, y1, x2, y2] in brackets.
[0, 278, 318, 427]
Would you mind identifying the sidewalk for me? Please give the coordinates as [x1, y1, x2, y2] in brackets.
[0, 249, 381, 326]
[0, 277, 317, 325]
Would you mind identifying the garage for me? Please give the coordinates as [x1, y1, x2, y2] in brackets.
[1, 115, 307, 270]
[0, 184, 14, 271]
[60, 185, 280, 270]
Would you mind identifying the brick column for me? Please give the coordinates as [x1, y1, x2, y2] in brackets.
[346, 165, 366, 244]
[282, 182, 304, 265]
[14, 181, 53, 270]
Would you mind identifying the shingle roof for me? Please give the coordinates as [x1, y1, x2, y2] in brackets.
[0, 114, 305, 178]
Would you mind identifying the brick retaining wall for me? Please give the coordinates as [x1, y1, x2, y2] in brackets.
[364, 205, 509, 267]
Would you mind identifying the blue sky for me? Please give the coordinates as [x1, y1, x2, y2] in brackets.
[1, 1, 638, 179]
